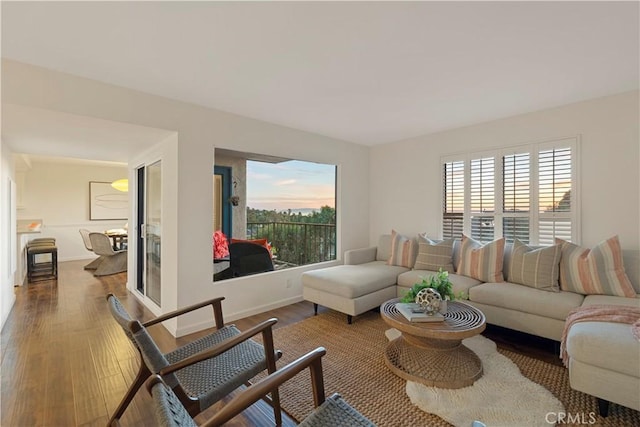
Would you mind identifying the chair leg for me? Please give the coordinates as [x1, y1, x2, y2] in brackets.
[84, 256, 104, 270]
[271, 387, 282, 426]
[347, 315, 353, 325]
[108, 362, 151, 426]
[313, 303, 318, 315]
[94, 252, 127, 276]
[597, 398, 610, 417]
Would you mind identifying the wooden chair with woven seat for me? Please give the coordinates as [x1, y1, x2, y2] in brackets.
[146, 346, 376, 427]
[106, 294, 283, 427]
[89, 232, 127, 276]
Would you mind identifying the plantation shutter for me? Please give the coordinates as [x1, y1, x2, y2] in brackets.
[502, 152, 530, 243]
[442, 161, 464, 239]
[470, 157, 495, 243]
[440, 136, 577, 245]
[538, 146, 572, 245]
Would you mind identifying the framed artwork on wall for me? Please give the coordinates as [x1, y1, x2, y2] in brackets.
[89, 181, 128, 220]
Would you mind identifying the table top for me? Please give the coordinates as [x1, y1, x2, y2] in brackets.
[381, 298, 486, 340]
[105, 229, 128, 237]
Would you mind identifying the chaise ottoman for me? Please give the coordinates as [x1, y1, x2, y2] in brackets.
[302, 236, 410, 324]
[565, 295, 640, 415]
[302, 264, 402, 324]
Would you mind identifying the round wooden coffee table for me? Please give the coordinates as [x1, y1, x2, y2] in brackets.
[381, 298, 486, 389]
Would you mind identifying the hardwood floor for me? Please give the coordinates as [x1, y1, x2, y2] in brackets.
[1, 260, 560, 426]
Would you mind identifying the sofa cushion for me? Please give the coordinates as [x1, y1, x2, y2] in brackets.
[457, 235, 505, 283]
[557, 236, 636, 297]
[508, 239, 561, 292]
[581, 294, 640, 308]
[414, 236, 455, 273]
[387, 230, 416, 268]
[469, 282, 584, 321]
[398, 270, 482, 296]
[567, 322, 640, 378]
[302, 261, 408, 299]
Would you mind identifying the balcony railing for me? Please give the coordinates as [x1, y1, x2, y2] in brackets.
[247, 222, 336, 266]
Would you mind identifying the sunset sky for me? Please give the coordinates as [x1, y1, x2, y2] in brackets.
[246, 160, 336, 211]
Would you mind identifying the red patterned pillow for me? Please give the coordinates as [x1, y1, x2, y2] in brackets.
[213, 230, 229, 258]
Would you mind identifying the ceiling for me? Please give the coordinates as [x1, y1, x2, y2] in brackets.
[2, 1, 638, 157]
[3, 104, 175, 164]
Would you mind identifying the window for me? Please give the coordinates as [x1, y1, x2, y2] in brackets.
[246, 159, 337, 267]
[442, 161, 464, 239]
[441, 137, 578, 245]
[470, 157, 495, 242]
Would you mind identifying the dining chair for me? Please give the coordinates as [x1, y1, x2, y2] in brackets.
[78, 229, 104, 270]
[88, 232, 127, 276]
[106, 294, 283, 426]
[146, 346, 376, 427]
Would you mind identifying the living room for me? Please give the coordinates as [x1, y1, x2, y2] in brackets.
[1, 2, 638, 426]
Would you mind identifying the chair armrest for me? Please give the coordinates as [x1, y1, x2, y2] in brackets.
[143, 297, 226, 329]
[200, 347, 327, 427]
[158, 318, 280, 376]
[344, 247, 377, 265]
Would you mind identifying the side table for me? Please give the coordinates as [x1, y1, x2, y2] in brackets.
[381, 298, 486, 389]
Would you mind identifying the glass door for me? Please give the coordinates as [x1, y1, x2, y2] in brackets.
[145, 160, 162, 304]
[136, 160, 162, 305]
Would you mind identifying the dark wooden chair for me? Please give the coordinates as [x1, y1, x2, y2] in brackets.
[229, 241, 274, 277]
[106, 294, 283, 426]
[146, 347, 376, 427]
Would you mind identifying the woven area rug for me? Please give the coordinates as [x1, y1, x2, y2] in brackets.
[263, 310, 640, 427]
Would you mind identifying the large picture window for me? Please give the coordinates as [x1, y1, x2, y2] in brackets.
[246, 159, 337, 267]
[213, 149, 337, 281]
[442, 137, 579, 245]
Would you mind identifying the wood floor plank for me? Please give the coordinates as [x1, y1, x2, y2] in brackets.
[43, 403, 77, 427]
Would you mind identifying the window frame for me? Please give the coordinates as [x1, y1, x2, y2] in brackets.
[440, 136, 580, 245]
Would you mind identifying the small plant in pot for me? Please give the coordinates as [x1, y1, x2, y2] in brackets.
[401, 268, 456, 313]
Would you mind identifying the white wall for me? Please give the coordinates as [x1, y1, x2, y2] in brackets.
[370, 91, 640, 251]
[2, 60, 371, 336]
[1, 140, 16, 329]
[17, 159, 128, 263]
[214, 154, 247, 239]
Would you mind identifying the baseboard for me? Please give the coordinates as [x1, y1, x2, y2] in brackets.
[174, 295, 304, 337]
[0, 293, 16, 331]
[59, 255, 99, 263]
[226, 295, 304, 322]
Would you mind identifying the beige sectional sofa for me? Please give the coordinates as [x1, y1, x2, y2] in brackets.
[301, 234, 640, 414]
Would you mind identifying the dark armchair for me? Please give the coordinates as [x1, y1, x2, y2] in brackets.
[229, 241, 275, 277]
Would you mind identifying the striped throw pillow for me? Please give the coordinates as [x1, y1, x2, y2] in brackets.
[457, 235, 505, 282]
[556, 236, 636, 297]
[387, 230, 415, 268]
[508, 239, 561, 291]
[414, 237, 455, 273]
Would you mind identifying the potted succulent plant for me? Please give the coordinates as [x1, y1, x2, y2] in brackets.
[401, 268, 456, 313]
